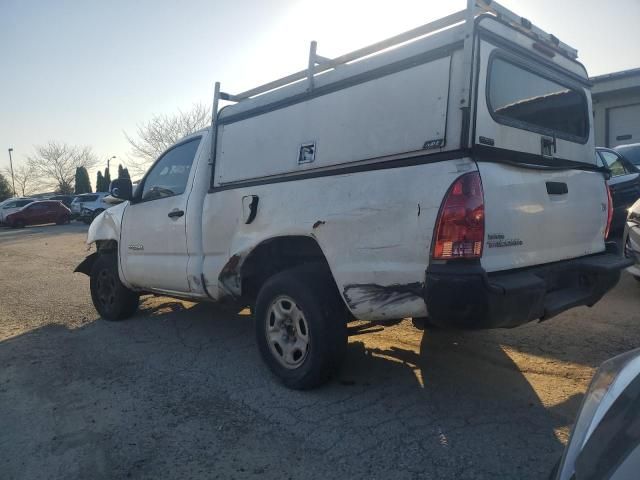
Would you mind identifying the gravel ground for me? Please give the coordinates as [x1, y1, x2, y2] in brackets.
[1, 223, 639, 479]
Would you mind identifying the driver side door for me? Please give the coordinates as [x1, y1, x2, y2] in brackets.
[120, 136, 202, 294]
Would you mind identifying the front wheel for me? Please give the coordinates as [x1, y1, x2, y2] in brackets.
[255, 267, 347, 390]
[90, 254, 139, 321]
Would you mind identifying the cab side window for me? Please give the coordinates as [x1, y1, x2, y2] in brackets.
[598, 151, 628, 177]
[141, 138, 201, 201]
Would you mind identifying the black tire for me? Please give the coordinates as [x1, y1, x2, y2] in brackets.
[634, 275, 640, 283]
[11, 219, 25, 229]
[90, 254, 139, 321]
[56, 215, 70, 225]
[255, 266, 347, 390]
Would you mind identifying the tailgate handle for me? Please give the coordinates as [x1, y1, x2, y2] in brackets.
[546, 181, 568, 195]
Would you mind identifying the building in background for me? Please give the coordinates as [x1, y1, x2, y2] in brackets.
[591, 68, 640, 147]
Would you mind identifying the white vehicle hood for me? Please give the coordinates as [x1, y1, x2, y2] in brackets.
[87, 201, 127, 245]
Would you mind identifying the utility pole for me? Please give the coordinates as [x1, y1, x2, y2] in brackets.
[107, 155, 116, 172]
[8, 148, 16, 197]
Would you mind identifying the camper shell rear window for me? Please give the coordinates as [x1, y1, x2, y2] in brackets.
[487, 54, 589, 143]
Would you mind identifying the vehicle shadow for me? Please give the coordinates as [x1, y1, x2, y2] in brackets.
[335, 326, 568, 478]
[471, 273, 640, 372]
[0, 300, 572, 479]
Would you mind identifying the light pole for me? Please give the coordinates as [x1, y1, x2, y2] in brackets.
[107, 155, 116, 172]
[7, 148, 16, 197]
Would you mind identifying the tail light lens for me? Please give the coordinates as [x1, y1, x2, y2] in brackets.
[605, 185, 613, 239]
[433, 172, 484, 260]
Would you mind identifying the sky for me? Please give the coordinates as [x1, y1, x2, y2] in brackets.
[1, 0, 639, 185]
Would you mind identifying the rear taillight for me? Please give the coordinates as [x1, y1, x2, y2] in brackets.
[605, 185, 613, 239]
[433, 172, 484, 260]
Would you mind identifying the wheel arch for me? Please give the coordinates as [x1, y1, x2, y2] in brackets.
[74, 240, 119, 276]
[220, 235, 343, 306]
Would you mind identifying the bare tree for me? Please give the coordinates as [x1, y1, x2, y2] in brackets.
[124, 102, 211, 175]
[27, 141, 98, 194]
[3, 164, 40, 197]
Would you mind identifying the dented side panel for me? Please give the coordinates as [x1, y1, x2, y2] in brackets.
[202, 158, 476, 320]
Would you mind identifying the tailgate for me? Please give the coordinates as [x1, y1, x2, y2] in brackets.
[478, 163, 607, 272]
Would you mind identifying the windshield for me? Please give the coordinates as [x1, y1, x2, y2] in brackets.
[488, 56, 589, 142]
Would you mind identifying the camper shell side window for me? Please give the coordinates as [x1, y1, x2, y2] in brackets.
[486, 51, 590, 144]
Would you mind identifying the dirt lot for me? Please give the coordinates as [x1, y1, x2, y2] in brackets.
[0, 223, 639, 479]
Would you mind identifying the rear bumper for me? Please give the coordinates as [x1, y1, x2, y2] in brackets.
[424, 243, 633, 329]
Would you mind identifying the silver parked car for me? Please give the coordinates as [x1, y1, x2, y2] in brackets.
[0, 198, 34, 224]
[623, 198, 640, 281]
[70, 193, 112, 222]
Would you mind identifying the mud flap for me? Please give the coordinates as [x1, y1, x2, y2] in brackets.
[74, 252, 99, 276]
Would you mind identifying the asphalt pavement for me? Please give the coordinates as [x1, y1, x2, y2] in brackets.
[1, 223, 639, 479]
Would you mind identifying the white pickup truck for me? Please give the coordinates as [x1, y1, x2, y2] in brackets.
[76, 0, 632, 389]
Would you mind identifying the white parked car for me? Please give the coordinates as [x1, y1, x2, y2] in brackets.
[70, 193, 112, 222]
[623, 198, 640, 281]
[76, 1, 632, 389]
[0, 198, 34, 224]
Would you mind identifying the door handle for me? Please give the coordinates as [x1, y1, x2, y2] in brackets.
[168, 209, 184, 218]
[546, 181, 568, 195]
[243, 195, 259, 224]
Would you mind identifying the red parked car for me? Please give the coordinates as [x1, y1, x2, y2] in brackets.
[5, 200, 71, 228]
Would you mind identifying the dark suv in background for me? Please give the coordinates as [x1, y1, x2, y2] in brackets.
[615, 143, 640, 169]
[596, 147, 640, 232]
[47, 195, 75, 208]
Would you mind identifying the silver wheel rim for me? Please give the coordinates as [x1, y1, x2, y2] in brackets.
[265, 295, 310, 369]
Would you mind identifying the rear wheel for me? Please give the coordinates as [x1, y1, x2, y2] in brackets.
[56, 215, 70, 225]
[90, 254, 139, 321]
[255, 267, 347, 389]
[11, 219, 25, 229]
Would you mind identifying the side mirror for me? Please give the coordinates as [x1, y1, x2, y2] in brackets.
[110, 178, 133, 201]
